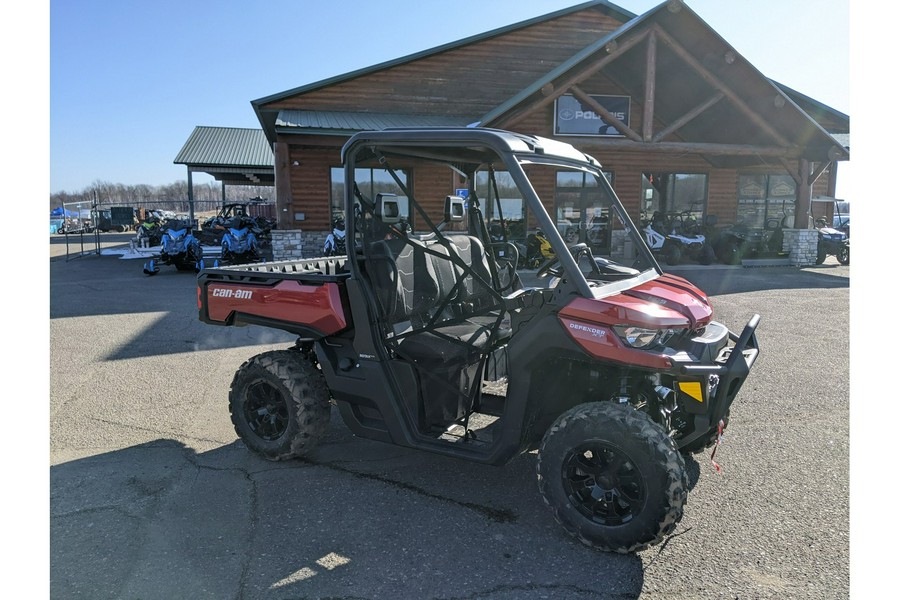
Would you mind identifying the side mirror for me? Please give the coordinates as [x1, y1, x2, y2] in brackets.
[444, 195, 466, 222]
[375, 193, 400, 224]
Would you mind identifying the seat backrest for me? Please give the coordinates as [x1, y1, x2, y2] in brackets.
[367, 237, 440, 325]
[444, 234, 496, 312]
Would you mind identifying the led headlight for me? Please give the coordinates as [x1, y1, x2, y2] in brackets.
[613, 326, 675, 349]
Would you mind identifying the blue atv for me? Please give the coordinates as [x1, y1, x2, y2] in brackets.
[143, 219, 203, 275]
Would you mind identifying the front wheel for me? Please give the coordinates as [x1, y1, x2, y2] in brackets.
[837, 245, 849, 265]
[229, 350, 331, 461]
[537, 402, 687, 553]
[665, 244, 682, 266]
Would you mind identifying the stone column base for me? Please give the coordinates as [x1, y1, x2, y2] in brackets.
[783, 229, 819, 266]
[271, 230, 303, 261]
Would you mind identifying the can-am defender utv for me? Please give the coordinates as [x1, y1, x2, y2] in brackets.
[197, 128, 760, 553]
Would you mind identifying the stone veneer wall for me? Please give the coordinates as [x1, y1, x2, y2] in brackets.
[271, 230, 335, 260]
[270, 230, 304, 260]
[782, 229, 819, 267]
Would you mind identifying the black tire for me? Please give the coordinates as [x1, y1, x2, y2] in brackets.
[816, 247, 827, 265]
[537, 402, 687, 553]
[229, 350, 331, 461]
[837, 245, 849, 266]
[665, 244, 682, 266]
[718, 240, 742, 265]
[699, 244, 715, 266]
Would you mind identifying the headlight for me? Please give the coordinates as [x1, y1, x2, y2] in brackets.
[613, 326, 675, 349]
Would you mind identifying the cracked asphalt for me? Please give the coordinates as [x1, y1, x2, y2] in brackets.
[48, 234, 850, 599]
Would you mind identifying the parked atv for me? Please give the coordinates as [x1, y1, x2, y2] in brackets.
[665, 210, 715, 265]
[142, 219, 202, 275]
[135, 211, 166, 248]
[523, 227, 554, 268]
[198, 128, 760, 554]
[640, 211, 696, 266]
[815, 217, 850, 265]
[197, 202, 275, 248]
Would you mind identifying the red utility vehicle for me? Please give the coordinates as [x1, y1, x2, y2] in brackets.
[197, 128, 760, 553]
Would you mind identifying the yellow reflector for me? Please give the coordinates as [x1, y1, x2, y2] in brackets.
[678, 381, 704, 403]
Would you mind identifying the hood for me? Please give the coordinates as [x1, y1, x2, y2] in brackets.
[559, 274, 713, 330]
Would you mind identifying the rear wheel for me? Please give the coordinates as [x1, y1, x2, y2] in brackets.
[229, 350, 331, 461]
[537, 402, 687, 553]
[718, 240, 742, 265]
[816, 247, 827, 265]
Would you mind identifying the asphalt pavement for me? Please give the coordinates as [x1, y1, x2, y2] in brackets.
[48, 235, 851, 600]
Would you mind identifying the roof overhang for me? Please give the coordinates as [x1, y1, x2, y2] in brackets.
[478, 0, 848, 167]
[274, 110, 473, 138]
[174, 126, 274, 185]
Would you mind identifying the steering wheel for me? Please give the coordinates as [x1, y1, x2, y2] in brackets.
[536, 243, 595, 279]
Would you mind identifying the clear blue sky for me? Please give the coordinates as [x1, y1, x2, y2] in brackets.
[46, 0, 852, 195]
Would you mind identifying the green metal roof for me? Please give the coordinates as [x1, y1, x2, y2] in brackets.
[251, 1, 635, 108]
[174, 126, 273, 167]
[275, 110, 473, 135]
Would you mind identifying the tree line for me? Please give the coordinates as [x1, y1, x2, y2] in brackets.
[50, 179, 275, 214]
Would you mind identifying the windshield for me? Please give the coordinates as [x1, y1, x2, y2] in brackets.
[507, 155, 661, 296]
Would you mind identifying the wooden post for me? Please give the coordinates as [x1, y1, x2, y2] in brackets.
[643, 31, 657, 142]
[796, 158, 812, 229]
[187, 168, 194, 224]
[274, 142, 291, 229]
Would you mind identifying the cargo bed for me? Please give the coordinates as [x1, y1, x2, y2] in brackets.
[197, 256, 352, 338]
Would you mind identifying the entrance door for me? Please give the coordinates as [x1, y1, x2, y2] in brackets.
[555, 172, 611, 256]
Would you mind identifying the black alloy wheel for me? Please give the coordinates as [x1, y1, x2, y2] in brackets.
[229, 350, 331, 461]
[537, 402, 687, 553]
[243, 380, 290, 441]
[561, 442, 646, 526]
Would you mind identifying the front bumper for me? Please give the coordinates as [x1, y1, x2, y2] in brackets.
[671, 314, 760, 449]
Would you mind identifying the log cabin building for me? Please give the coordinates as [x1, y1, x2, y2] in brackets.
[193, 0, 849, 262]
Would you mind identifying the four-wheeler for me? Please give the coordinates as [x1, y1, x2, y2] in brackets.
[143, 219, 203, 275]
[640, 211, 709, 266]
[196, 128, 760, 553]
[814, 217, 850, 265]
[134, 210, 166, 248]
[197, 202, 275, 248]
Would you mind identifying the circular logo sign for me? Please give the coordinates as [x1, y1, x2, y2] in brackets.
[559, 108, 576, 121]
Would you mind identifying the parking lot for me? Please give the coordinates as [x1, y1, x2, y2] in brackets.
[49, 234, 850, 599]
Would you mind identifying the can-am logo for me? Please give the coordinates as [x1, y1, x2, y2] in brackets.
[212, 288, 253, 300]
[568, 322, 606, 338]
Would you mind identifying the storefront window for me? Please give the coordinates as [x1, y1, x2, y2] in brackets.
[737, 174, 795, 229]
[475, 170, 527, 241]
[555, 171, 615, 254]
[641, 172, 708, 222]
[330, 167, 410, 226]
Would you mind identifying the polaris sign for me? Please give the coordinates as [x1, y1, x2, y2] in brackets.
[554, 94, 630, 137]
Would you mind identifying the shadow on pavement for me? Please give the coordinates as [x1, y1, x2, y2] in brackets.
[51, 422, 648, 599]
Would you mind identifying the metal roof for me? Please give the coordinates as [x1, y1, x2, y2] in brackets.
[173, 126, 274, 186]
[275, 110, 473, 135]
[174, 126, 273, 167]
